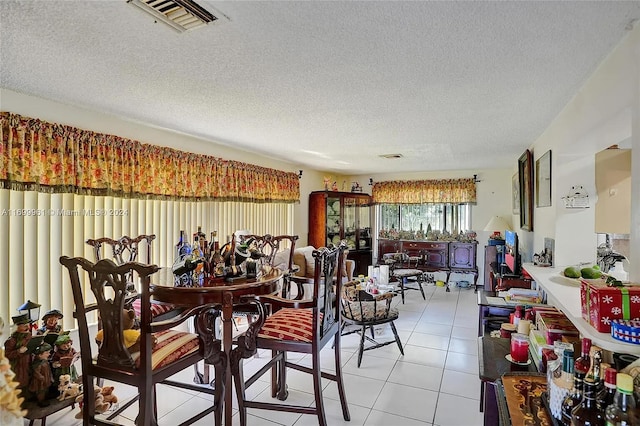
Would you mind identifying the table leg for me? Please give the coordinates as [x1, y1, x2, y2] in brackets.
[222, 292, 234, 426]
[195, 306, 226, 426]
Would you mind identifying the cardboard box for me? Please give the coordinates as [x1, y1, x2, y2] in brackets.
[537, 310, 579, 344]
[580, 279, 640, 333]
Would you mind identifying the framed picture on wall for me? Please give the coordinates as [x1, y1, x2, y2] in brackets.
[518, 149, 534, 231]
[536, 150, 552, 207]
[512, 173, 520, 215]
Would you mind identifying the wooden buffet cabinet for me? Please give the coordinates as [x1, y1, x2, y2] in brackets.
[308, 191, 372, 276]
[377, 238, 478, 283]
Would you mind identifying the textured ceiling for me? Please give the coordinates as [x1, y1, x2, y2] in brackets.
[1, 1, 639, 175]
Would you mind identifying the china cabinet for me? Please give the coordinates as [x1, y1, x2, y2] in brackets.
[308, 191, 372, 276]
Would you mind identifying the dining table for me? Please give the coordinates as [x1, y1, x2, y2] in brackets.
[150, 267, 283, 426]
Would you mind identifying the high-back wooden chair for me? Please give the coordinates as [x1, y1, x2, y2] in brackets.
[230, 242, 350, 426]
[85, 235, 179, 321]
[238, 234, 299, 297]
[59, 256, 222, 426]
[341, 280, 404, 367]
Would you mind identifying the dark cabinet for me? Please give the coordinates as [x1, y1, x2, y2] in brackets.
[377, 239, 476, 273]
[309, 191, 372, 276]
[422, 242, 449, 270]
[449, 242, 477, 269]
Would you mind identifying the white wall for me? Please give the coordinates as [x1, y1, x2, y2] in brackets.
[526, 22, 639, 280]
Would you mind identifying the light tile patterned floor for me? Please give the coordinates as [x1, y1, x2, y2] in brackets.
[34, 284, 483, 426]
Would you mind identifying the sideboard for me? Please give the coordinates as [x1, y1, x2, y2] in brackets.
[377, 238, 478, 288]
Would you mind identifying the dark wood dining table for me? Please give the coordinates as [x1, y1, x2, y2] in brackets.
[150, 267, 283, 426]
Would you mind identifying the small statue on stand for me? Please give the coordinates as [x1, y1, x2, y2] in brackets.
[27, 341, 53, 407]
[36, 309, 63, 336]
[51, 333, 79, 384]
[3, 314, 33, 390]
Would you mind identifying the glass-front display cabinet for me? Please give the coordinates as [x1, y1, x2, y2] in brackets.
[308, 191, 372, 276]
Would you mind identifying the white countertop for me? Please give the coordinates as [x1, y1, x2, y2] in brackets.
[523, 263, 640, 355]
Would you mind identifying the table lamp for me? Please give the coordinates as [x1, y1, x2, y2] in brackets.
[483, 216, 512, 240]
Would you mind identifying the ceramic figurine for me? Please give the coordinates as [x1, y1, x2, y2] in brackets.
[3, 314, 33, 390]
[37, 309, 63, 336]
[51, 333, 78, 383]
[28, 342, 53, 407]
[0, 316, 26, 425]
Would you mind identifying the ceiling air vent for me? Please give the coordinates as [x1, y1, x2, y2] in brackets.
[127, 0, 218, 32]
[379, 154, 403, 159]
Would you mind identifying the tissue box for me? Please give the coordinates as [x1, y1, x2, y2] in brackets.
[580, 279, 640, 333]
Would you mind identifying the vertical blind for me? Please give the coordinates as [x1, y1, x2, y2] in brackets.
[0, 189, 293, 331]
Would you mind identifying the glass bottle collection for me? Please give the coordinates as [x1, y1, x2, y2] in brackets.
[551, 337, 639, 426]
[172, 228, 257, 286]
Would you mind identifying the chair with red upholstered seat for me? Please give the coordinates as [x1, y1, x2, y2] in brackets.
[60, 256, 223, 426]
[85, 235, 180, 321]
[230, 243, 350, 426]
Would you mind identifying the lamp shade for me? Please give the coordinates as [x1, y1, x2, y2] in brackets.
[483, 216, 512, 238]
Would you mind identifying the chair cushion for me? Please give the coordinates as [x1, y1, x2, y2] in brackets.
[131, 299, 178, 319]
[393, 269, 423, 278]
[343, 302, 399, 322]
[131, 329, 199, 370]
[259, 308, 320, 343]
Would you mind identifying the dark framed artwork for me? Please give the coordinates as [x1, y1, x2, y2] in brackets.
[536, 150, 552, 207]
[512, 173, 520, 215]
[518, 149, 534, 231]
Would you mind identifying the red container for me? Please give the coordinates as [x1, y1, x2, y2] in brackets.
[510, 333, 529, 363]
[580, 279, 640, 333]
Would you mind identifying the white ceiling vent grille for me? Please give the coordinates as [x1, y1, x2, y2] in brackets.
[127, 0, 218, 32]
[379, 154, 403, 159]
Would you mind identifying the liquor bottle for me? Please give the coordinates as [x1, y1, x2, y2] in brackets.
[597, 367, 617, 411]
[175, 230, 186, 258]
[575, 338, 593, 379]
[587, 346, 604, 397]
[604, 373, 636, 426]
[571, 378, 605, 426]
[563, 364, 585, 425]
[210, 232, 225, 277]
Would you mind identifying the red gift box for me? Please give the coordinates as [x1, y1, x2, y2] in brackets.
[580, 279, 640, 333]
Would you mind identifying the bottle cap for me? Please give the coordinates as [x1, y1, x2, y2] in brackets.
[617, 373, 634, 393]
[581, 338, 592, 354]
[605, 367, 617, 384]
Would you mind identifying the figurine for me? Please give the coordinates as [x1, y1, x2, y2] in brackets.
[51, 333, 78, 383]
[3, 314, 33, 390]
[0, 316, 26, 425]
[37, 309, 63, 336]
[28, 342, 53, 407]
[323, 176, 331, 191]
[331, 181, 338, 191]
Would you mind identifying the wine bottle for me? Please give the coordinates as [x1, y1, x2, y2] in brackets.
[571, 378, 605, 426]
[597, 367, 617, 411]
[175, 230, 185, 258]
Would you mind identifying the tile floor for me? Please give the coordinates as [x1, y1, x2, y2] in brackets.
[35, 283, 483, 426]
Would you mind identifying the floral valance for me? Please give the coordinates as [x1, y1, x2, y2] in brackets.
[372, 178, 476, 204]
[0, 112, 300, 203]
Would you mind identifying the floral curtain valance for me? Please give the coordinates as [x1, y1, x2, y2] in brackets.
[0, 112, 300, 203]
[372, 178, 476, 204]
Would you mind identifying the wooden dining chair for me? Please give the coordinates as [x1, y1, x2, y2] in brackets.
[59, 256, 224, 426]
[230, 243, 350, 426]
[340, 280, 404, 367]
[85, 235, 180, 322]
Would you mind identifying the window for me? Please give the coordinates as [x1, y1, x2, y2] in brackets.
[378, 203, 471, 234]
